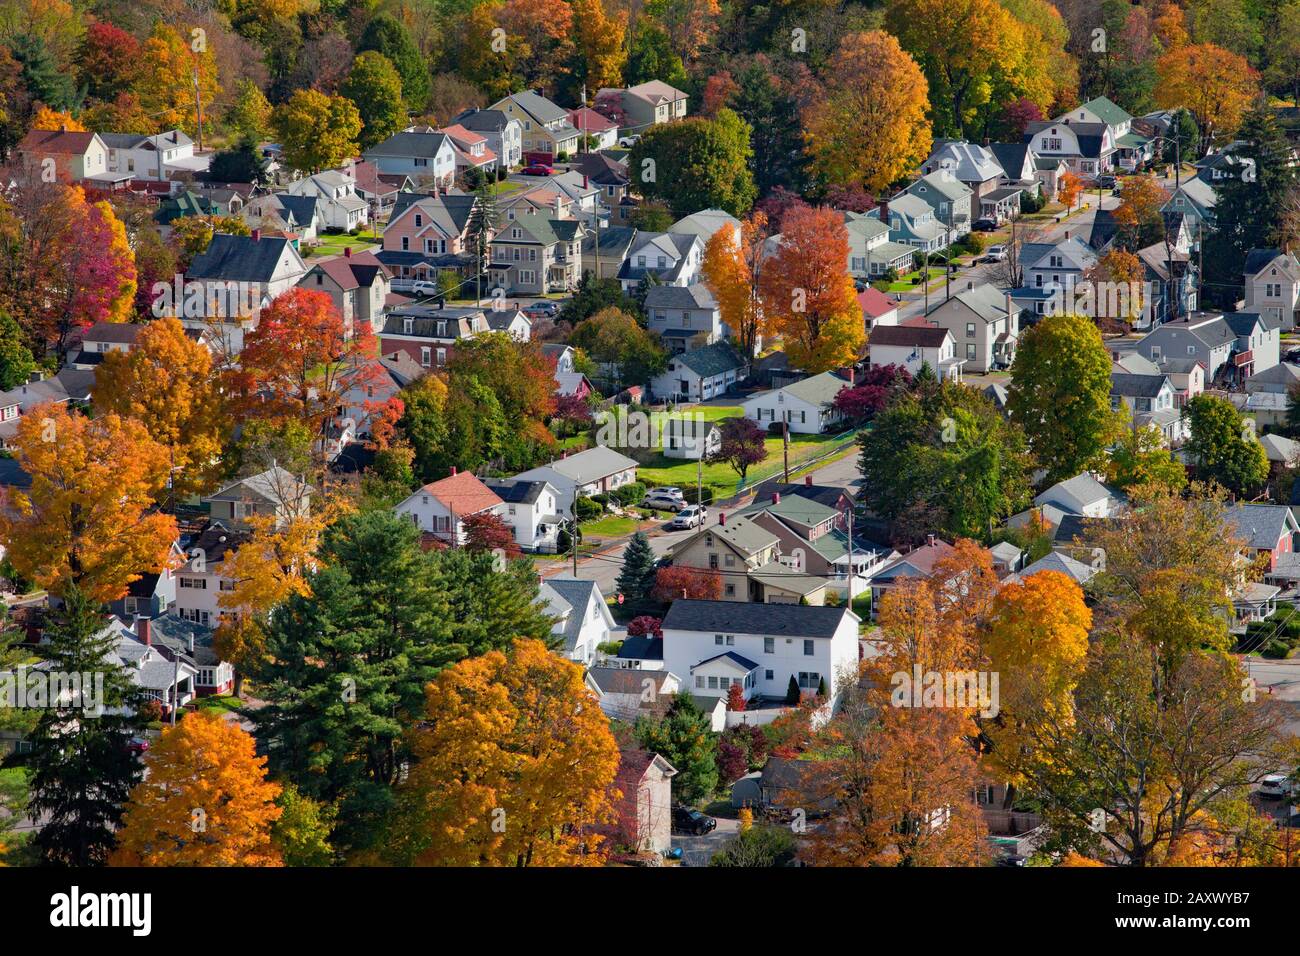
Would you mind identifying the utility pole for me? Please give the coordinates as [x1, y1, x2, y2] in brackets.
[580, 85, 588, 154]
[782, 417, 790, 483]
[845, 503, 855, 607]
[192, 67, 205, 153]
[696, 456, 703, 511]
[571, 502, 579, 576]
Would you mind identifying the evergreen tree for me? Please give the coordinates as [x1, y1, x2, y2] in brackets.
[785, 674, 801, 705]
[466, 179, 500, 304]
[208, 142, 264, 186]
[616, 531, 658, 612]
[13, 34, 80, 112]
[635, 695, 718, 803]
[0, 310, 35, 391]
[1203, 108, 1298, 307]
[356, 14, 430, 110]
[26, 587, 145, 866]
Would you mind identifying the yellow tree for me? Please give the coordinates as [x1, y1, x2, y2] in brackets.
[804, 31, 932, 194]
[92, 316, 228, 500]
[383, 638, 620, 866]
[1084, 247, 1146, 323]
[1058, 170, 1083, 210]
[701, 214, 767, 360]
[110, 712, 283, 867]
[757, 204, 864, 372]
[572, 0, 627, 91]
[0, 404, 176, 603]
[272, 90, 363, 173]
[1156, 43, 1258, 150]
[30, 106, 83, 131]
[134, 22, 220, 137]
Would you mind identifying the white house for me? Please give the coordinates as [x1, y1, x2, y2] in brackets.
[1243, 248, 1300, 331]
[536, 576, 617, 667]
[173, 520, 250, 629]
[585, 668, 681, 722]
[394, 468, 504, 545]
[202, 466, 313, 530]
[362, 129, 458, 187]
[616, 231, 704, 292]
[513, 445, 639, 512]
[649, 341, 747, 403]
[285, 169, 369, 231]
[1034, 472, 1124, 518]
[660, 600, 860, 706]
[483, 477, 564, 552]
[101, 129, 208, 182]
[868, 325, 964, 381]
[644, 284, 724, 353]
[843, 213, 915, 278]
[661, 416, 722, 461]
[741, 370, 852, 435]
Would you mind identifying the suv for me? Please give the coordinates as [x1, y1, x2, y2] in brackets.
[411, 279, 442, 297]
[672, 806, 717, 835]
[1096, 174, 1117, 190]
[984, 245, 1007, 262]
[972, 218, 997, 232]
[523, 301, 560, 319]
[670, 505, 707, 529]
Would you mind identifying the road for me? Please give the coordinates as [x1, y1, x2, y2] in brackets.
[538, 445, 863, 591]
[1244, 656, 1300, 738]
[675, 814, 740, 866]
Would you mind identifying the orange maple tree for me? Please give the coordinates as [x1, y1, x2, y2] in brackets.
[701, 213, 769, 360]
[110, 712, 283, 867]
[0, 404, 177, 602]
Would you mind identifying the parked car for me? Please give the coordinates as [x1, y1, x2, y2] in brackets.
[669, 505, 707, 529]
[643, 489, 687, 511]
[523, 301, 560, 319]
[984, 245, 1007, 262]
[521, 164, 554, 176]
[411, 279, 442, 297]
[972, 218, 997, 232]
[672, 806, 717, 836]
[1096, 174, 1117, 189]
[127, 736, 150, 756]
[618, 135, 640, 148]
[1260, 773, 1296, 799]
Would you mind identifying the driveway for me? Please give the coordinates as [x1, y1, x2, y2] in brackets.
[675, 814, 740, 867]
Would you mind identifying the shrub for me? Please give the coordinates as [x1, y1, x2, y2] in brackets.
[1262, 639, 1294, 659]
[613, 481, 646, 506]
[785, 674, 800, 705]
[962, 232, 987, 254]
[575, 496, 604, 521]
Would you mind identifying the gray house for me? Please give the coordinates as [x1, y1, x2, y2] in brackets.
[451, 108, 523, 169]
[900, 170, 973, 239]
[921, 282, 1019, 372]
[645, 284, 724, 353]
[649, 341, 747, 402]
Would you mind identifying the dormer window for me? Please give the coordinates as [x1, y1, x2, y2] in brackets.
[403, 318, 414, 334]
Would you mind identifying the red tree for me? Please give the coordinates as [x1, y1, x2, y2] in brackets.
[652, 566, 722, 603]
[78, 22, 142, 98]
[708, 417, 767, 481]
[626, 615, 663, 638]
[999, 97, 1045, 137]
[824, 183, 877, 213]
[726, 683, 746, 712]
[717, 739, 748, 784]
[831, 364, 913, 422]
[462, 510, 522, 559]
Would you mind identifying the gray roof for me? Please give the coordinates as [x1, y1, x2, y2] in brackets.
[452, 108, 515, 134]
[1110, 372, 1170, 399]
[693, 650, 760, 671]
[661, 599, 852, 638]
[1224, 503, 1295, 551]
[672, 341, 745, 377]
[644, 283, 717, 311]
[187, 233, 298, 283]
[587, 666, 673, 694]
[483, 477, 550, 505]
[1034, 473, 1117, 514]
[748, 370, 851, 408]
[683, 514, 778, 557]
[617, 636, 663, 661]
[363, 131, 451, 160]
[537, 576, 601, 654]
[947, 283, 1009, 323]
[1015, 550, 1098, 585]
[499, 90, 569, 125]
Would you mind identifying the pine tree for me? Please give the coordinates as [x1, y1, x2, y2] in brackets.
[785, 674, 801, 705]
[26, 586, 145, 866]
[13, 34, 80, 112]
[635, 695, 718, 803]
[616, 531, 657, 612]
[466, 179, 500, 304]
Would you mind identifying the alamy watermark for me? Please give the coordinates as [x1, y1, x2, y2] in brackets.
[0, 667, 106, 716]
[890, 665, 1000, 718]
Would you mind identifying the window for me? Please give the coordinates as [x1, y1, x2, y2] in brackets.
[695, 676, 705, 688]
[765, 669, 774, 681]
[764, 638, 775, 653]
[724, 583, 735, 596]
[436, 348, 447, 365]
[715, 634, 725, 645]
[415, 214, 423, 228]
[966, 343, 977, 360]
[798, 671, 821, 688]
[803, 640, 814, 656]
[420, 347, 432, 367]
[707, 676, 718, 689]
[401, 237, 409, 251]
[708, 554, 718, 569]
[965, 322, 976, 338]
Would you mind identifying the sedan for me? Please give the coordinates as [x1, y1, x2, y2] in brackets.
[521, 164, 554, 177]
[672, 806, 717, 836]
[643, 491, 687, 512]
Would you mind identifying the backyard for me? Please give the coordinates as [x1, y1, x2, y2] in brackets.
[302, 231, 381, 258]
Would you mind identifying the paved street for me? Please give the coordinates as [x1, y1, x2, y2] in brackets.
[1244, 656, 1300, 738]
[675, 814, 740, 867]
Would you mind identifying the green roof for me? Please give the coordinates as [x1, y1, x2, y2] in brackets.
[1080, 96, 1132, 127]
[1116, 131, 1151, 148]
[512, 212, 559, 246]
[674, 341, 745, 377]
[742, 494, 839, 528]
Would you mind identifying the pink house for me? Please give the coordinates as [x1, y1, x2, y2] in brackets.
[376, 192, 478, 292]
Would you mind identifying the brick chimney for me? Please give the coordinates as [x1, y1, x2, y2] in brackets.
[344, 246, 352, 258]
[772, 492, 781, 504]
[805, 475, 813, 487]
[927, 533, 936, 547]
[251, 228, 261, 242]
[841, 367, 855, 385]
[878, 200, 889, 225]
[1064, 230, 1070, 240]
[136, 615, 151, 646]
[967, 280, 974, 291]
[719, 512, 726, 525]
[450, 466, 458, 475]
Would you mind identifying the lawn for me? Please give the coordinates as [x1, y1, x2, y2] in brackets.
[581, 514, 653, 539]
[192, 695, 246, 715]
[638, 430, 848, 499]
[304, 232, 381, 258]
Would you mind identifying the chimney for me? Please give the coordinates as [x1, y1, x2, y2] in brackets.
[719, 512, 726, 525]
[805, 475, 813, 487]
[878, 200, 889, 224]
[772, 492, 781, 505]
[554, 195, 563, 218]
[59, 123, 67, 132]
[983, 137, 990, 147]
[967, 280, 974, 291]
[251, 229, 261, 242]
[136, 615, 151, 647]
[841, 367, 855, 385]
[450, 466, 458, 475]
[927, 533, 936, 547]
[1064, 230, 1070, 239]
[344, 246, 352, 258]
[582, 174, 589, 189]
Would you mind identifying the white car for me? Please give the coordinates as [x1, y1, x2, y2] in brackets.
[618, 135, 640, 149]
[984, 245, 1006, 262]
[411, 279, 441, 297]
[1260, 773, 1296, 799]
[670, 505, 707, 529]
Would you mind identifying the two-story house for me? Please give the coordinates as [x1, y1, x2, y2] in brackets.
[488, 210, 586, 295]
[919, 282, 1019, 373]
[362, 129, 458, 188]
[451, 108, 523, 169]
[1110, 371, 1185, 443]
[669, 514, 782, 602]
[202, 466, 313, 530]
[17, 127, 122, 188]
[101, 129, 207, 182]
[483, 477, 564, 552]
[616, 231, 704, 291]
[868, 195, 947, 253]
[1067, 96, 1152, 171]
[299, 248, 391, 335]
[394, 468, 504, 545]
[378, 304, 493, 369]
[489, 91, 581, 162]
[172, 520, 251, 629]
[868, 325, 964, 381]
[1243, 248, 1300, 330]
[920, 140, 1005, 222]
[1161, 177, 1217, 230]
[242, 193, 319, 243]
[536, 576, 616, 666]
[285, 170, 369, 231]
[181, 231, 308, 354]
[660, 600, 860, 706]
[598, 81, 688, 129]
[438, 124, 498, 176]
[900, 170, 973, 239]
[843, 213, 915, 278]
[68, 321, 143, 370]
[378, 190, 478, 292]
[645, 284, 724, 353]
[1024, 118, 1115, 178]
[648, 341, 747, 402]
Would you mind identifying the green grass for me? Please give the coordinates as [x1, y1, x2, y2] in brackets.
[639, 431, 844, 498]
[489, 180, 527, 195]
[304, 233, 381, 258]
[581, 515, 648, 538]
[686, 404, 743, 422]
[192, 695, 245, 715]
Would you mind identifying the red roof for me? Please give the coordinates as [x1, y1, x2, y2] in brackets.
[857, 286, 899, 320]
[19, 128, 97, 155]
[568, 107, 617, 133]
[419, 470, 502, 516]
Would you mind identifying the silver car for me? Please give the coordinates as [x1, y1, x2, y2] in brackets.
[670, 505, 707, 529]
